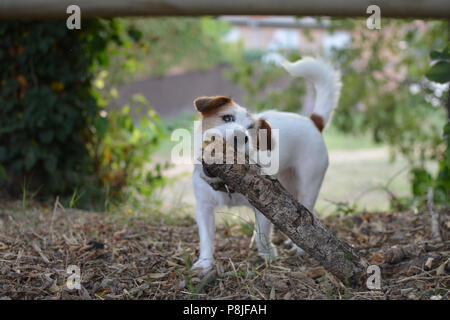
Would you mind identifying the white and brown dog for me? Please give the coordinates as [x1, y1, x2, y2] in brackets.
[191, 57, 341, 273]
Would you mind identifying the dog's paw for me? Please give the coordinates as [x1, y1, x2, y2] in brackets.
[284, 239, 306, 256]
[191, 258, 214, 275]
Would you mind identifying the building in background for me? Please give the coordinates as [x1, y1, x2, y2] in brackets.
[220, 16, 350, 55]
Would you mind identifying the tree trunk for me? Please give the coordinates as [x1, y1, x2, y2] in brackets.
[202, 143, 369, 287]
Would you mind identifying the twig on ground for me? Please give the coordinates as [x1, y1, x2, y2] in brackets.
[50, 196, 64, 241]
[31, 241, 50, 264]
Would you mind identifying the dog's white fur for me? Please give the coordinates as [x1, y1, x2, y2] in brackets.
[192, 57, 342, 273]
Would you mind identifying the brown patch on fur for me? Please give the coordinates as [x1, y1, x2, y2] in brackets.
[194, 96, 236, 132]
[194, 96, 232, 113]
[310, 113, 324, 132]
[256, 119, 272, 151]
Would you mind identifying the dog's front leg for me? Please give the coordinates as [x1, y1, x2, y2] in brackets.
[192, 203, 215, 274]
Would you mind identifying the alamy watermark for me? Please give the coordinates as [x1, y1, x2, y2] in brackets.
[66, 5, 81, 30]
[170, 120, 280, 175]
[366, 5, 381, 30]
[366, 265, 381, 290]
[67, 5, 381, 31]
[66, 265, 81, 290]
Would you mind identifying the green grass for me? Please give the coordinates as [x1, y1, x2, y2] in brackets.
[323, 125, 379, 151]
[157, 113, 196, 158]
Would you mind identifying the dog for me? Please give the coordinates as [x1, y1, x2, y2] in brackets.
[191, 57, 341, 274]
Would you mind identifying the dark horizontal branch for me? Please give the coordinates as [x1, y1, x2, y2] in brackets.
[1, 0, 449, 20]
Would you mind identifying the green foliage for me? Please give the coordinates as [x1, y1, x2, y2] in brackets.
[226, 50, 305, 112]
[426, 47, 450, 83]
[105, 17, 234, 85]
[86, 94, 167, 206]
[0, 17, 234, 208]
[330, 201, 359, 217]
[411, 46, 450, 205]
[228, 19, 449, 208]
[409, 121, 449, 205]
[333, 20, 447, 153]
[334, 23, 449, 206]
[407, 46, 450, 206]
[0, 19, 166, 208]
[0, 20, 123, 195]
[0, 164, 6, 179]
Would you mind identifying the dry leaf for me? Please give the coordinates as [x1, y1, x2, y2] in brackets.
[425, 257, 434, 270]
[436, 259, 448, 276]
[371, 252, 385, 264]
[147, 273, 167, 279]
[269, 287, 275, 300]
[307, 267, 325, 279]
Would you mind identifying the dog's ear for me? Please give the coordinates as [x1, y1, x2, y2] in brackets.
[194, 96, 232, 113]
[255, 119, 272, 151]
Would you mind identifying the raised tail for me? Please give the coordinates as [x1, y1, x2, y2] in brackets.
[280, 57, 341, 131]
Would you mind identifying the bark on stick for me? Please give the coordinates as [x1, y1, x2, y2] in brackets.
[202, 142, 369, 287]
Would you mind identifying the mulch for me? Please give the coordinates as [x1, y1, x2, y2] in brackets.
[0, 200, 448, 300]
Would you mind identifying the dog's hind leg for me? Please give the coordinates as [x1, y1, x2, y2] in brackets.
[285, 160, 328, 255]
[280, 160, 328, 255]
[254, 209, 277, 261]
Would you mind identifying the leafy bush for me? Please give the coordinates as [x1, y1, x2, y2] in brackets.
[85, 93, 167, 207]
[0, 20, 125, 196]
[0, 17, 238, 208]
[410, 47, 450, 205]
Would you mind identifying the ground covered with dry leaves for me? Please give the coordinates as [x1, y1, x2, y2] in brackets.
[0, 200, 448, 300]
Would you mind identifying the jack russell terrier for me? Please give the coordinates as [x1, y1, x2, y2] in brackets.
[191, 57, 341, 274]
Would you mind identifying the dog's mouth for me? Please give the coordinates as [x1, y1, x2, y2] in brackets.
[202, 166, 235, 196]
[202, 166, 216, 178]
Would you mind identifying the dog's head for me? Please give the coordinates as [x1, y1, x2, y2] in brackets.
[194, 95, 272, 152]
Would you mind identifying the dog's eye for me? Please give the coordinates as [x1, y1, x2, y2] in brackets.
[222, 115, 235, 123]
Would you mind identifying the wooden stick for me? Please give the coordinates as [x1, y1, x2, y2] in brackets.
[202, 141, 369, 287]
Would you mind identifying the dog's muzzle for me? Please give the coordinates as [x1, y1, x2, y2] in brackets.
[202, 167, 234, 198]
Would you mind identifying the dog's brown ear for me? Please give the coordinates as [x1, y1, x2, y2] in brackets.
[256, 119, 272, 151]
[194, 96, 232, 113]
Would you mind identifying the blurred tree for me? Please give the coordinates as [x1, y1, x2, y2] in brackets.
[227, 19, 449, 207]
[104, 17, 234, 85]
[332, 19, 448, 206]
[225, 49, 306, 112]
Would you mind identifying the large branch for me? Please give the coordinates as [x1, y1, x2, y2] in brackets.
[202, 143, 369, 287]
[1, 0, 449, 19]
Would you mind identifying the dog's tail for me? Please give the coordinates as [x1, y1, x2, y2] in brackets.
[280, 57, 341, 132]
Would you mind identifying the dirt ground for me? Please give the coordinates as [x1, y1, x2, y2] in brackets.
[0, 200, 448, 300]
